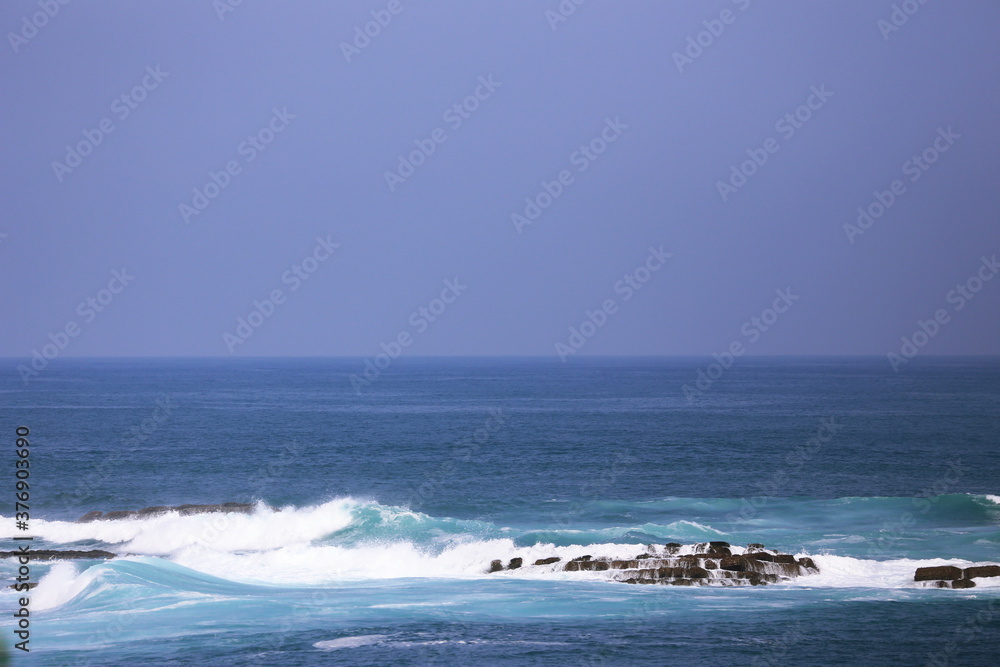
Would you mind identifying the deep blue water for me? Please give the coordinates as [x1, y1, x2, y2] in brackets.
[1, 357, 999, 665]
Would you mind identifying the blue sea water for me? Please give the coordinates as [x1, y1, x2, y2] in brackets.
[1, 357, 999, 665]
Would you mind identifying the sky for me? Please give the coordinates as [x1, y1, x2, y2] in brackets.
[2, 1, 999, 359]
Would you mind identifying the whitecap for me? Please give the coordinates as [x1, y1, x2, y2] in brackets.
[314, 634, 388, 650]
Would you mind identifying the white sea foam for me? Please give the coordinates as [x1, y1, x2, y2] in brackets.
[9, 499, 355, 554]
[5, 498, 998, 601]
[33, 561, 96, 611]
[786, 554, 1000, 589]
[314, 634, 388, 650]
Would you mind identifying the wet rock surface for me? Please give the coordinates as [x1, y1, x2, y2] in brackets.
[915, 563, 1000, 589]
[78, 502, 256, 522]
[489, 542, 820, 586]
[1, 549, 117, 560]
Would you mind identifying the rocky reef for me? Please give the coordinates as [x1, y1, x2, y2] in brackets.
[489, 542, 819, 586]
[77, 502, 256, 522]
[0, 549, 117, 560]
[914, 564, 1000, 589]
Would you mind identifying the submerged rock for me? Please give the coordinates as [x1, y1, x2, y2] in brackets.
[77, 502, 256, 522]
[7, 582, 38, 590]
[1, 549, 116, 561]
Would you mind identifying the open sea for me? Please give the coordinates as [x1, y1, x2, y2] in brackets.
[1, 357, 999, 666]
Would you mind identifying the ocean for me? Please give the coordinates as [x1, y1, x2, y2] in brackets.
[1, 357, 998, 665]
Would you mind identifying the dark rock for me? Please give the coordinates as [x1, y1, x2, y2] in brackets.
[534, 557, 561, 566]
[488, 560, 503, 573]
[709, 541, 731, 548]
[497, 540, 821, 588]
[1, 549, 116, 561]
[950, 578, 976, 589]
[176, 504, 227, 515]
[508, 557, 522, 570]
[746, 543, 766, 551]
[914, 566, 963, 581]
[748, 552, 775, 562]
[773, 561, 802, 578]
[720, 556, 749, 572]
[657, 567, 682, 579]
[663, 543, 681, 554]
[7, 582, 38, 590]
[78, 502, 257, 522]
[965, 565, 1000, 579]
[136, 506, 172, 517]
[797, 557, 818, 570]
[611, 560, 638, 570]
[708, 546, 732, 556]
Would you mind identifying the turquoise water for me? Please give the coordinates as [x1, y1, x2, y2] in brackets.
[1, 357, 999, 665]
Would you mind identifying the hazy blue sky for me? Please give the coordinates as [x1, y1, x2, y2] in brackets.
[3, 1, 999, 359]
